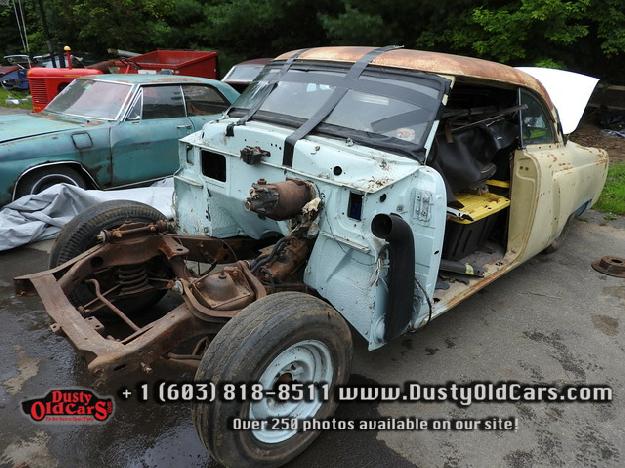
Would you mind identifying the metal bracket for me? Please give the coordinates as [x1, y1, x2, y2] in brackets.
[413, 190, 432, 224]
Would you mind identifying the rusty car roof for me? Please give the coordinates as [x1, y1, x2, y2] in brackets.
[275, 46, 554, 108]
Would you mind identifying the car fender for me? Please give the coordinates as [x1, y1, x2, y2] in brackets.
[12, 160, 101, 200]
[0, 125, 112, 204]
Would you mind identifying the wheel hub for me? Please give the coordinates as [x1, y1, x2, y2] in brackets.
[249, 339, 333, 444]
[592, 256, 625, 278]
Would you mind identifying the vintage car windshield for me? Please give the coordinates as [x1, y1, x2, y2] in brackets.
[44, 79, 132, 120]
[229, 67, 444, 154]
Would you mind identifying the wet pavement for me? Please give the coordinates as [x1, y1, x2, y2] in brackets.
[1, 212, 624, 467]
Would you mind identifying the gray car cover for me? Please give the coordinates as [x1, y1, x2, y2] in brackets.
[0, 180, 174, 251]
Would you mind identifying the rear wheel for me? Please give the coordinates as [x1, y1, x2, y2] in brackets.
[16, 166, 86, 198]
[49, 200, 168, 312]
[193, 292, 352, 468]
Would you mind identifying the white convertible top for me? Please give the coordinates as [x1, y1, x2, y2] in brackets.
[516, 67, 599, 135]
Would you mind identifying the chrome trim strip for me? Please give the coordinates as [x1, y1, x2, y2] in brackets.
[103, 176, 168, 190]
[179, 85, 189, 118]
[123, 87, 143, 121]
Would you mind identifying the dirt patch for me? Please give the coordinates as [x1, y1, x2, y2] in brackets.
[504, 449, 535, 468]
[570, 118, 625, 163]
[591, 314, 619, 336]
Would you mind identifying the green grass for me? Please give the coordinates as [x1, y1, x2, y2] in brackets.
[595, 163, 625, 216]
[0, 87, 31, 110]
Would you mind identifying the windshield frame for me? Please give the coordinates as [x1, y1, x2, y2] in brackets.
[43, 78, 135, 121]
[228, 61, 449, 161]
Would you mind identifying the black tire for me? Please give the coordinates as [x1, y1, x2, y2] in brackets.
[193, 292, 352, 468]
[16, 166, 86, 198]
[49, 200, 168, 311]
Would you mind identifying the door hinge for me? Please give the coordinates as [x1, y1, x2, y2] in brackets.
[413, 190, 432, 224]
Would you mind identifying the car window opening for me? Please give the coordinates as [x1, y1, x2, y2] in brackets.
[347, 192, 363, 221]
[429, 80, 542, 302]
[142, 85, 186, 119]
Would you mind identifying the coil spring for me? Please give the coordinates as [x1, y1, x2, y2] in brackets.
[117, 265, 149, 294]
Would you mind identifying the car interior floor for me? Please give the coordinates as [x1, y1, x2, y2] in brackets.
[428, 80, 520, 299]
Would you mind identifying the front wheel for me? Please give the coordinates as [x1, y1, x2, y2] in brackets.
[193, 292, 352, 468]
[49, 200, 168, 312]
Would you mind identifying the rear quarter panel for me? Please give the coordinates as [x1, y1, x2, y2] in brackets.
[555, 141, 609, 226]
[509, 141, 608, 263]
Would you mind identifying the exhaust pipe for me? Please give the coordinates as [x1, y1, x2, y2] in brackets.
[371, 213, 415, 341]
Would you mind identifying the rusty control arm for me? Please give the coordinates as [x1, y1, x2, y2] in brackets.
[85, 278, 140, 331]
[14, 230, 266, 377]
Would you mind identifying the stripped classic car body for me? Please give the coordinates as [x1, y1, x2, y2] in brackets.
[173, 46, 607, 346]
[17, 44, 608, 360]
[15, 46, 608, 466]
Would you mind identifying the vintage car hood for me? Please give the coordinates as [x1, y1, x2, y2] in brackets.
[0, 114, 86, 144]
[516, 67, 598, 135]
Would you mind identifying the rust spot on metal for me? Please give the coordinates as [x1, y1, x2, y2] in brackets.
[246, 179, 315, 221]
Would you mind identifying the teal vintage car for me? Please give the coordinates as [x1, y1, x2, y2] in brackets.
[0, 74, 239, 205]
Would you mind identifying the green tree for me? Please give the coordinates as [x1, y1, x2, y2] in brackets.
[42, 0, 174, 55]
[1, 0, 623, 82]
[198, 0, 338, 72]
[0, 1, 40, 56]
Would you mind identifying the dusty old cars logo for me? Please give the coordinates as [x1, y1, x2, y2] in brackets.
[21, 389, 114, 423]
